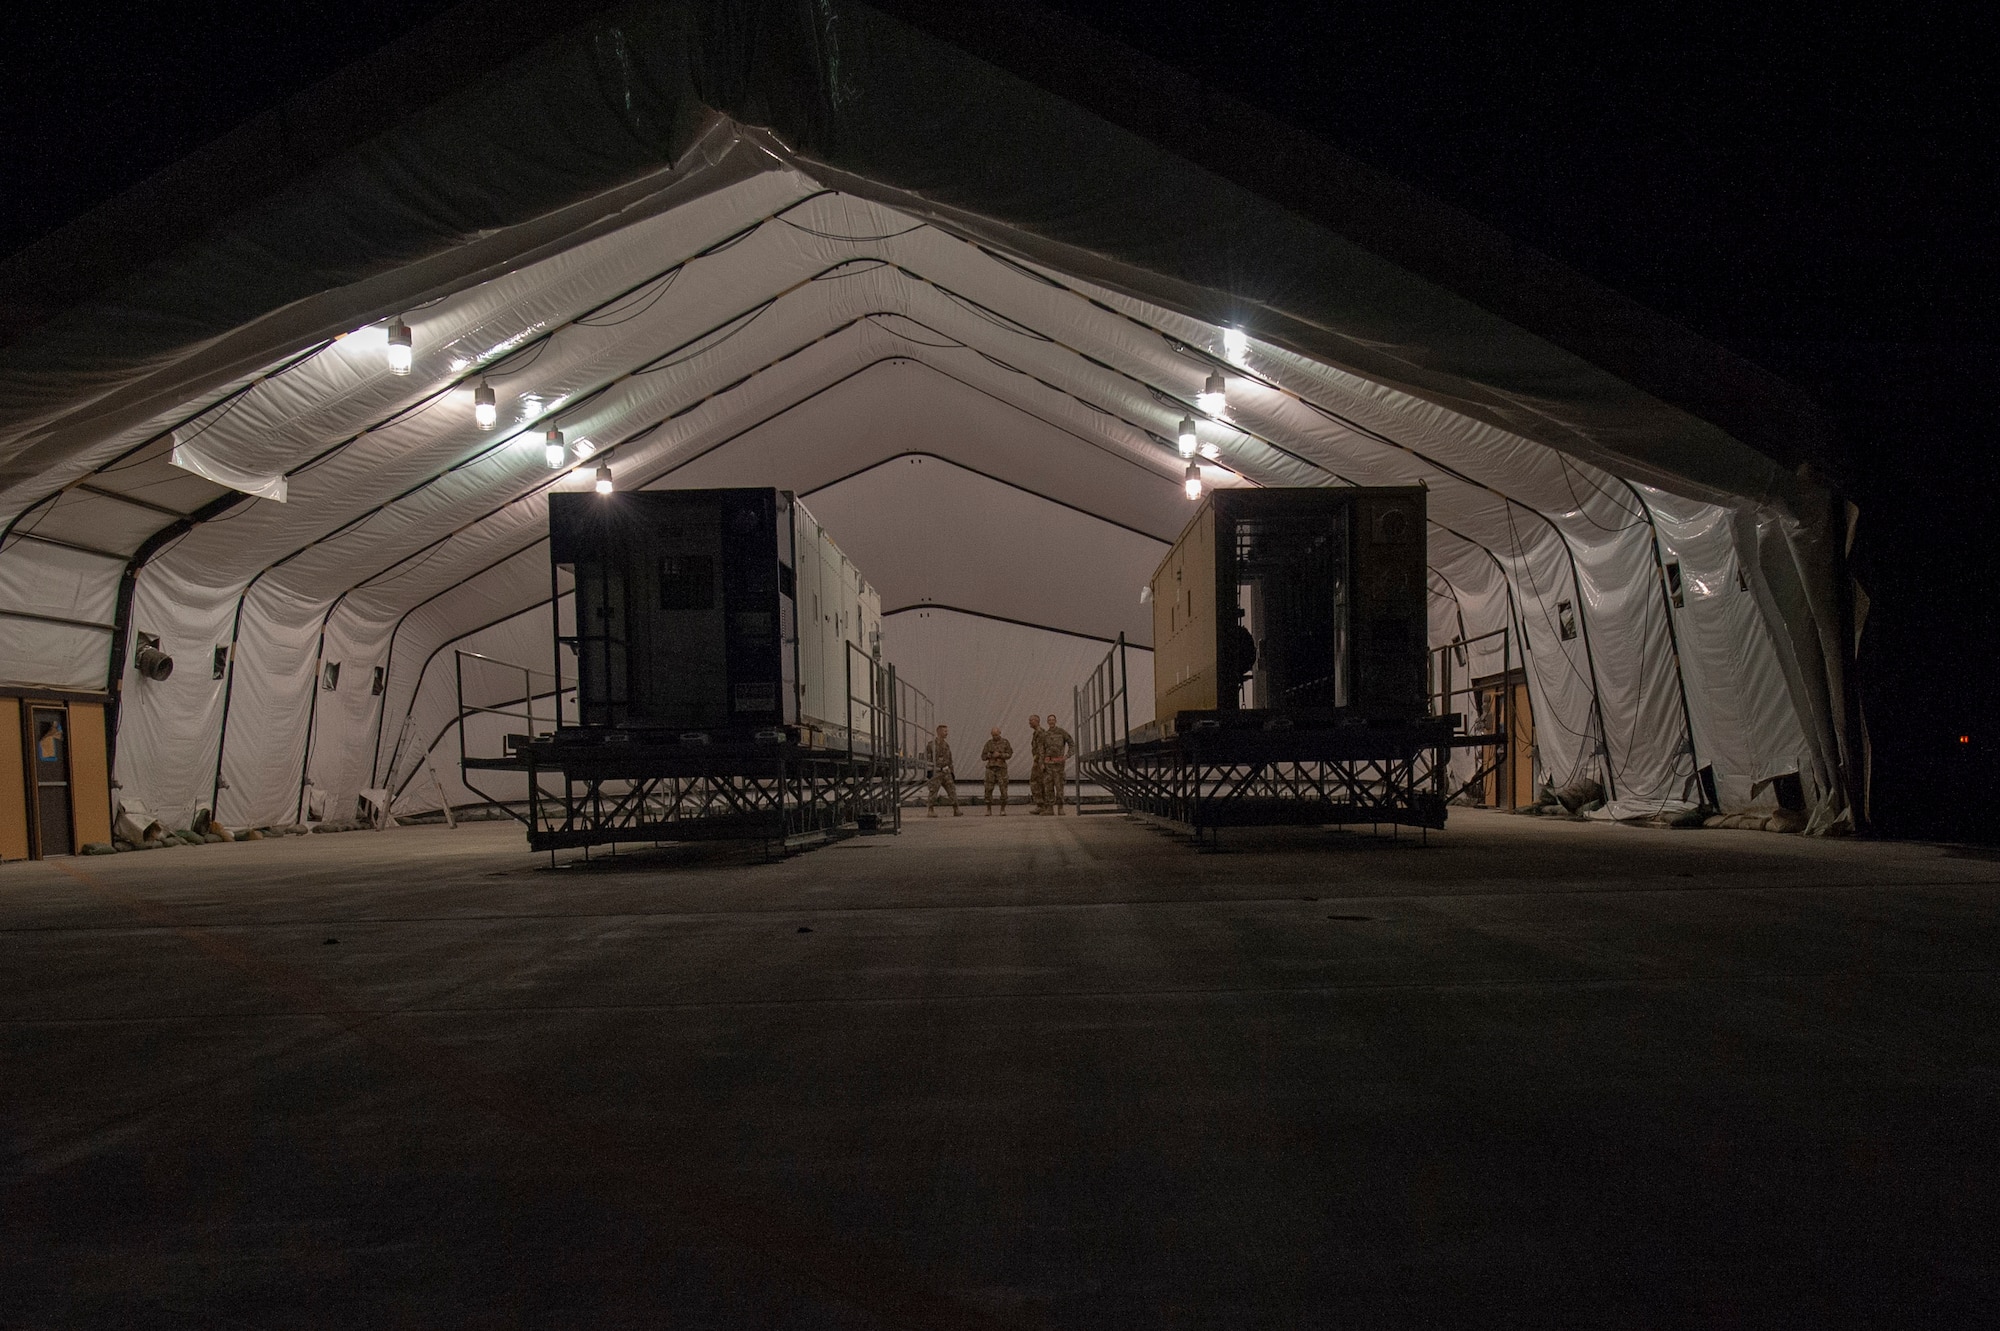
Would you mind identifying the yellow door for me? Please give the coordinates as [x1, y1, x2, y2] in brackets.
[0, 698, 27, 861]
[1479, 679, 1536, 809]
[67, 702, 113, 850]
[1507, 680, 1535, 808]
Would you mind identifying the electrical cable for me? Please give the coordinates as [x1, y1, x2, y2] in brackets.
[865, 314, 966, 348]
[479, 336, 554, 379]
[632, 301, 776, 375]
[936, 287, 1054, 341]
[87, 339, 339, 478]
[573, 268, 681, 327]
[777, 216, 927, 243]
[807, 258, 894, 280]
[1557, 454, 1647, 533]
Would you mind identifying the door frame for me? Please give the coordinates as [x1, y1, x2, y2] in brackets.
[1472, 669, 1534, 809]
[5, 686, 113, 860]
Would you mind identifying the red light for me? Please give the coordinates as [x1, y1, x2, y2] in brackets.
[1961, 735, 1972, 744]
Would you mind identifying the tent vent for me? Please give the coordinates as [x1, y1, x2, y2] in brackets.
[135, 633, 174, 682]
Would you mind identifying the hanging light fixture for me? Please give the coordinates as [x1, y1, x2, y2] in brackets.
[543, 428, 566, 469]
[472, 379, 497, 430]
[1223, 327, 1249, 364]
[1184, 462, 1203, 500]
[1177, 416, 1198, 457]
[594, 463, 614, 495]
[385, 318, 414, 376]
[1197, 370, 1226, 414]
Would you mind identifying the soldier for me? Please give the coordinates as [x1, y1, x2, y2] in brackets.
[1026, 714, 1047, 813]
[1042, 713, 1073, 815]
[980, 727, 1014, 814]
[924, 724, 959, 817]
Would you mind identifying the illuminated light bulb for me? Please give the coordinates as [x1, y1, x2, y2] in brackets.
[1223, 327, 1249, 364]
[1197, 370, 1226, 414]
[385, 318, 413, 375]
[544, 429, 566, 469]
[1177, 416, 1197, 457]
[594, 463, 614, 495]
[571, 438, 595, 459]
[1184, 463, 1203, 500]
[473, 379, 497, 430]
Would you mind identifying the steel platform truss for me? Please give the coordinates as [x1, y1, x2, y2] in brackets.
[1075, 634, 1500, 844]
[520, 748, 904, 852]
[1085, 748, 1450, 841]
[452, 644, 934, 854]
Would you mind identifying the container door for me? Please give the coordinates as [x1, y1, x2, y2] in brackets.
[29, 706, 72, 858]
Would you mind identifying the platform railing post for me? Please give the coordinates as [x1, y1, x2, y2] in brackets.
[454, 651, 469, 782]
[1118, 632, 1130, 753]
[888, 664, 901, 833]
[1502, 625, 1514, 807]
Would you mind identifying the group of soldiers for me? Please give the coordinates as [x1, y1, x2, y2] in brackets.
[922, 714, 1073, 816]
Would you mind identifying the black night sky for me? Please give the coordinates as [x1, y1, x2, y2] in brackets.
[6, 1, 1993, 838]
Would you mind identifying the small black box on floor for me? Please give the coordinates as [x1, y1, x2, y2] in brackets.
[1151, 487, 1427, 727]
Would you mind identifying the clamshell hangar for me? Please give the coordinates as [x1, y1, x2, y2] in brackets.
[0, 0, 1861, 858]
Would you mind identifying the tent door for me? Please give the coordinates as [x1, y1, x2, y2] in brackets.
[1476, 674, 1535, 809]
[0, 699, 28, 861]
[5, 697, 108, 859]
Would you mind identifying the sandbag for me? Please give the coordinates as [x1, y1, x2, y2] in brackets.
[1555, 778, 1606, 813]
[114, 800, 164, 846]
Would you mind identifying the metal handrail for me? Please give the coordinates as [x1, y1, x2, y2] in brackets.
[1428, 627, 1522, 805]
[454, 650, 562, 757]
[448, 649, 570, 826]
[1429, 626, 1512, 728]
[1074, 632, 1134, 762]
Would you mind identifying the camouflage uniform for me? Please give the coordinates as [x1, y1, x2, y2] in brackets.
[980, 735, 1014, 813]
[1041, 722, 1073, 814]
[924, 736, 959, 815]
[1028, 725, 1049, 811]
[1027, 721, 1047, 812]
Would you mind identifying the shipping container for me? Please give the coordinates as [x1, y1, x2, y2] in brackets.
[1150, 487, 1427, 727]
[548, 488, 881, 743]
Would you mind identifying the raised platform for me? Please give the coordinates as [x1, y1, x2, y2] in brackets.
[446, 645, 933, 856]
[1082, 710, 1501, 843]
[466, 730, 914, 853]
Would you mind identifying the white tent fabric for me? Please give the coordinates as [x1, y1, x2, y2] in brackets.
[0, 1, 1859, 835]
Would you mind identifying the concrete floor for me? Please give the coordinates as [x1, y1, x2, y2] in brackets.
[4, 810, 1999, 1328]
